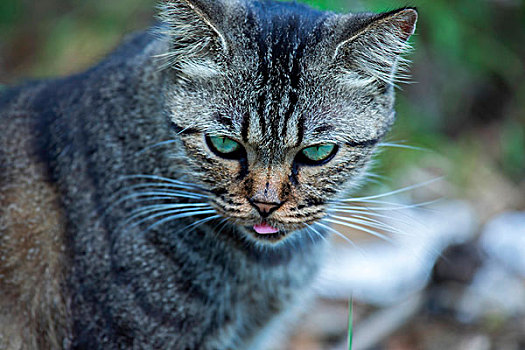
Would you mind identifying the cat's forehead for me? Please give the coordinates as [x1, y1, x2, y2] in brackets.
[226, 2, 329, 148]
[219, 100, 343, 154]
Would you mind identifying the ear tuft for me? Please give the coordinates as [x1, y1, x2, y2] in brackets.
[334, 8, 418, 86]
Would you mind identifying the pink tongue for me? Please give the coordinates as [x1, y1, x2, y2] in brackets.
[253, 223, 279, 235]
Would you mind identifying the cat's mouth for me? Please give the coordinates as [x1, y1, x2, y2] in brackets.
[245, 221, 287, 242]
[244, 219, 312, 242]
[253, 222, 280, 235]
[236, 218, 321, 244]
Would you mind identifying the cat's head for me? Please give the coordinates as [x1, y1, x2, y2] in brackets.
[158, 0, 417, 244]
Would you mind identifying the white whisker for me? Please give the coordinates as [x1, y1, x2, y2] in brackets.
[331, 207, 406, 222]
[144, 209, 217, 233]
[176, 214, 222, 236]
[128, 195, 201, 203]
[377, 142, 427, 151]
[135, 140, 177, 157]
[328, 214, 407, 237]
[323, 218, 395, 244]
[341, 177, 443, 202]
[329, 208, 422, 231]
[354, 170, 385, 186]
[115, 183, 206, 196]
[334, 198, 440, 210]
[214, 218, 230, 236]
[362, 172, 386, 181]
[107, 180, 206, 206]
[104, 190, 207, 217]
[304, 228, 315, 244]
[120, 208, 214, 232]
[314, 222, 359, 249]
[120, 174, 206, 190]
[123, 190, 205, 200]
[120, 207, 210, 231]
[128, 203, 210, 219]
[305, 223, 328, 243]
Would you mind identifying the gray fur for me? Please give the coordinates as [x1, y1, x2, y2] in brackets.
[0, 1, 417, 348]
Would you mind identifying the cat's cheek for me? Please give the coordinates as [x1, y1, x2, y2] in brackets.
[177, 135, 244, 190]
[294, 164, 332, 184]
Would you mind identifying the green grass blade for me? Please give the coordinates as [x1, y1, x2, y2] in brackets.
[348, 297, 353, 350]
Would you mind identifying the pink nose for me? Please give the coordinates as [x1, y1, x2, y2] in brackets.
[249, 200, 282, 218]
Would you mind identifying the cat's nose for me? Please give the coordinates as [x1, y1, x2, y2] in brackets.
[249, 199, 282, 218]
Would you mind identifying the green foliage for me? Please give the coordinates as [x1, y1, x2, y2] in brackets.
[298, 0, 346, 11]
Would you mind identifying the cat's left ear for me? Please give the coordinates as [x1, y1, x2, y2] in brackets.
[332, 8, 418, 86]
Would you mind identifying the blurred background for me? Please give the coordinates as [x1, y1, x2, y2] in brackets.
[1, 0, 524, 349]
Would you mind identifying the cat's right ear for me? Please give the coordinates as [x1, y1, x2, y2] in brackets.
[157, 0, 229, 74]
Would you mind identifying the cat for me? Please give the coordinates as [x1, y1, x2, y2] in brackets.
[0, 0, 417, 349]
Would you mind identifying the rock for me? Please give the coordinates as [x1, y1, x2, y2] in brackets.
[480, 211, 525, 277]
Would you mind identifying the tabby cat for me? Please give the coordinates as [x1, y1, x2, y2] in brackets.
[0, 0, 417, 348]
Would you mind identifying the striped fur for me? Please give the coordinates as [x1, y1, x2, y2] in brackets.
[0, 1, 416, 348]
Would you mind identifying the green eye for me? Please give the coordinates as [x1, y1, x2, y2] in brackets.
[299, 143, 337, 164]
[206, 135, 244, 159]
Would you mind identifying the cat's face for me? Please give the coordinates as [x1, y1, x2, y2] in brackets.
[161, 0, 416, 243]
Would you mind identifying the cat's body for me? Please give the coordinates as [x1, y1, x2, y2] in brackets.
[0, 1, 416, 349]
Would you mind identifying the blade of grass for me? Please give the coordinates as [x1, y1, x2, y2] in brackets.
[348, 297, 354, 350]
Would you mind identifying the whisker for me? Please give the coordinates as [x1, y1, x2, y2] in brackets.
[120, 180, 202, 190]
[209, 218, 231, 241]
[330, 207, 408, 222]
[144, 209, 217, 233]
[331, 210, 423, 232]
[377, 142, 427, 151]
[120, 190, 205, 202]
[340, 177, 443, 202]
[362, 172, 387, 181]
[128, 203, 211, 219]
[127, 195, 203, 203]
[120, 208, 214, 232]
[104, 190, 207, 217]
[314, 222, 359, 249]
[333, 202, 430, 225]
[135, 140, 177, 157]
[359, 171, 387, 186]
[323, 218, 395, 244]
[112, 184, 207, 201]
[120, 175, 207, 191]
[119, 208, 209, 233]
[214, 218, 230, 237]
[106, 179, 207, 208]
[328, 214, 407, 237]
[304, 229, 315, 244]
[123, 189, 205, 199]
[333, 199, 440, 211]
[305, 223, 328, 243]
[176, 214, 222, 236]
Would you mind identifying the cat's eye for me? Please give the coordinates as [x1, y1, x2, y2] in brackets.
[206, 135, 245, 160]
[296, 143, 338, 165]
